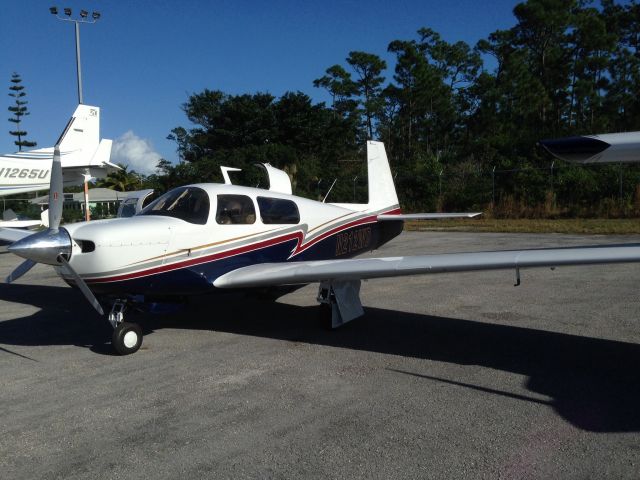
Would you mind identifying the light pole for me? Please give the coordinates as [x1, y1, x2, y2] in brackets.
[50, 6, 100, 221]
[49, 6, 101, 105]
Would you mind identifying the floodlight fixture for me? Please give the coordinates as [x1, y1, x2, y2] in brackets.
[50, 6, 58, 15]
[80, 10, 88, 18]
[64, 7, 71, 16]
[92, 11, 100, 20]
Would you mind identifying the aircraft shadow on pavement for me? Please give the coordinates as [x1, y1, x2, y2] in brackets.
[0, 283, 112, 352]
[0, 283, 639, 433]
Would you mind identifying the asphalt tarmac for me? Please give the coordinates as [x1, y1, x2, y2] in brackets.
[1, 231, 640, 479]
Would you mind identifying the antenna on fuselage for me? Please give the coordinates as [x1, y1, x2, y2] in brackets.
[220, 166, 241, 185]
[322, 178, 337, 203]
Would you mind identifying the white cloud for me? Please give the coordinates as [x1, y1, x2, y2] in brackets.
[111, 130, 162, 175]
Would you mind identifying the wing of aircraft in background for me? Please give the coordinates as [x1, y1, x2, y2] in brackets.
[540, 131, 640, 164]
[0, 209, 48, 229]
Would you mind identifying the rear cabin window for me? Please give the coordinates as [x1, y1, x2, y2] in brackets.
[216, 195, 256, 224]
[257, 197, 300, 224]
[140, 187, 210, 225]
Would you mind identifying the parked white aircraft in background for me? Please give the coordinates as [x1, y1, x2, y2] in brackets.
[0, 104, 117, 227]
[540, 131, 640, 164]
[1, 209, 49, 228]
[1, 141, 639, 355]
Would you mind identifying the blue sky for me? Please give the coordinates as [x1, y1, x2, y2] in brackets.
[1, 0, 519, 173]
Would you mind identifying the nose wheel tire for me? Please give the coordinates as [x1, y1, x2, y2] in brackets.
[112, 322, 143, 355]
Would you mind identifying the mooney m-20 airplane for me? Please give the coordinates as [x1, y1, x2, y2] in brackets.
[1, 141, 640, 355]
[0, 104, 116, 227]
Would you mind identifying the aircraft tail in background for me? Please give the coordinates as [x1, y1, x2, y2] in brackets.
[0, 104, 117, 197]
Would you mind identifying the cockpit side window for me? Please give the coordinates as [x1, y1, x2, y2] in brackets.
[216, 195, 256, 225]
[257, 197, 300, 224]
[140, 187, 210, 225]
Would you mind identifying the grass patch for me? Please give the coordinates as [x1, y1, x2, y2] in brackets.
[406, 218, 640, 235]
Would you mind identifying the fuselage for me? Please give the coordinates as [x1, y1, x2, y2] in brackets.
[59, 183, 403, 298]
[0, 149, 113, 197]
[0, 151, 52, 195]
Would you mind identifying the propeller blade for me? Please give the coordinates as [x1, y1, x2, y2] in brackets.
[49, 146, 63, 231]
[59, 256, 104, 315]
[5, 259, 36, 284]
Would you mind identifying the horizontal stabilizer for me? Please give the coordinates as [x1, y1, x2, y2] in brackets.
[91, 138, 113, 167]
[214, 243, 640, 288]
[378, 212, 482, 221]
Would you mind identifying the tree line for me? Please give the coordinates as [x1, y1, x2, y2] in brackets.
[113, 0, 640, 216]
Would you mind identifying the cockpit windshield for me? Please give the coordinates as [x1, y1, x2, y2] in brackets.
[140, 187, 210, 225]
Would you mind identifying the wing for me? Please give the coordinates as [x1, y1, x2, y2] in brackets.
[213, 244, 640, 288]
[0, 220, 42, 229]
[0, 227, 36, 243]
[378, 213, 481, 220]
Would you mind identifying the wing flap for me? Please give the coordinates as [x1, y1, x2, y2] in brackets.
[378, 213, 482, 220]
[213, 244, 640, 288]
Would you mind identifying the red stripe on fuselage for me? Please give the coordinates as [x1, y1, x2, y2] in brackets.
[288, 214, 377, 257]
[86, 231, 301, 284]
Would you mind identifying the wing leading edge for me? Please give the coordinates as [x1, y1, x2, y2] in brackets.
[213, 244, 640, 288]
[377, 212, 482, 220]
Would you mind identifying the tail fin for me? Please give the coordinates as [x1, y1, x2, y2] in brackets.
[55, 104, 113, 168]
[57, 105, 100, 150]
[366, 141, 399, 209]
[329, 141, 399, 212]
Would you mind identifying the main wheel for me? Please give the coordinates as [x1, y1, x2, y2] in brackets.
[112, 322, 143, 355]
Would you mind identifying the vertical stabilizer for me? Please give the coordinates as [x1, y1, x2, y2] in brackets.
[366, 141, 399, 209]
[57, 104, 100, 154]
[329, 141, 399, 211]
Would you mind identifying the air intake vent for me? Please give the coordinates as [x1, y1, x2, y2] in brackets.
[77, 240, 95, 253]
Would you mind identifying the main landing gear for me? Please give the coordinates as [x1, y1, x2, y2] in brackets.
[317, 280, 364, 329]
[108, 300, 143, 355]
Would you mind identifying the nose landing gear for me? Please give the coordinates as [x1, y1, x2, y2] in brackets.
[108, 300, 143, 355]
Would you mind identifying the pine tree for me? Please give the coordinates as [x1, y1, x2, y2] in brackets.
[8, 72, 36, 151]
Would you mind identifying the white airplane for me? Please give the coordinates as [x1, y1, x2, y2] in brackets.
[1, 141, 639, 355]
[0, 104, 116, 227]
[540, 131, 640, 164]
